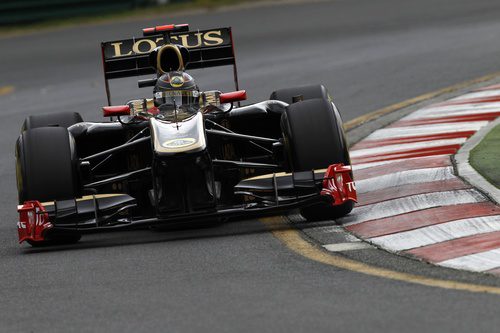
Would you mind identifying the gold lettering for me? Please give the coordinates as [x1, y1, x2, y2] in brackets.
[109, 30, 226, 58]
[177, 33, 203, 48]
[155, 37, 164, 45]
[110, 42, 132, 57]
[132, 39, 157, 54]
[203, 30, 224, 46]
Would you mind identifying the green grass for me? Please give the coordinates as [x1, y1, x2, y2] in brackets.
[0, 0, 260, 36]
[469, 123, 500, 188]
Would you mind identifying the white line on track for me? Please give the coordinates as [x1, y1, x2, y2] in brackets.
[368, 216, 500, 252]
[438, 249, 500, 272]
[350, 138, 466, 158]
[309, 225, 345, 233]
[339, 189, 486, 226]
[404, 106, 500, 120]
[323, 242, 374, 252]
[406, 101, 500, 114]
[352, 159, 403, 170]
[423, 101, 500, 111]
[449, 90, 500, 100]
[352, 156, 449, 171]
[364, 121, 489, 140]
[355, 166, 455, 194]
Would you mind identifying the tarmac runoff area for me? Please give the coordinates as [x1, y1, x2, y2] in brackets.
[332, 84, 500, 275]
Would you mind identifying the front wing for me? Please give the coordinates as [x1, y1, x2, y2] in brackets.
[17, 163, 356, 244]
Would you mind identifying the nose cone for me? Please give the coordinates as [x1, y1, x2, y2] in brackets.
[150, 112, 206, 155]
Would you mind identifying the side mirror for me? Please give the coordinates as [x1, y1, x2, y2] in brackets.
[102, 105, 130, 117]
[220, 90, 247, 104]
[200, 90, 247, 112]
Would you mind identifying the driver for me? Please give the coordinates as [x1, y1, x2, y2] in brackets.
[153, 71, 200, 122]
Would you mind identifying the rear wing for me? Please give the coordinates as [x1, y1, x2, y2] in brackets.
[101, 26, 239, 105]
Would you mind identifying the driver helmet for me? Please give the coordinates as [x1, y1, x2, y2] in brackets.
[153, 71, 200, 121]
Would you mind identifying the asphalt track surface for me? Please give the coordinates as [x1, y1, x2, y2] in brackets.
[1, 0, 500, 332]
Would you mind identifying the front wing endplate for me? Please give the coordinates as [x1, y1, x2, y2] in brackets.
[17, 201, 52, 243]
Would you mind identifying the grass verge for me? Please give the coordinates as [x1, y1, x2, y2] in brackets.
[469, 123, 500, 188]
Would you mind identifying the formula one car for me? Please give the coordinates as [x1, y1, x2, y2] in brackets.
[15, 24, 356, 246]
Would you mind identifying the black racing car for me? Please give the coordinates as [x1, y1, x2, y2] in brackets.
[15, 24, 356, 246]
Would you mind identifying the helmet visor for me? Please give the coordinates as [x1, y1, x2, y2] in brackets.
[154, 90, 200, 121]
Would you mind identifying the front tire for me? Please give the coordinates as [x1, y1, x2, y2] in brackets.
[281, 97, 353, 221]
[16, 127, 81, 203]
[22, 111, 83, 131]
[270, 84, 330, 104]
[16, 127, 82, 246]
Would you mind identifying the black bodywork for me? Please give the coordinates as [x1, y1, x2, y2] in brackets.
[55, 100, 319, 232]
[16, 25, 355, 241]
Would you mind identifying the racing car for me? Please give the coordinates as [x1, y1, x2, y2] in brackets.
[15, 24, 356, 246]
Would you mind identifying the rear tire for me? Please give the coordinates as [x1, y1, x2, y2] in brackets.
[299, 201, 354, 221]
[281, 98, 353, 221]
[22, 111, 83, 131]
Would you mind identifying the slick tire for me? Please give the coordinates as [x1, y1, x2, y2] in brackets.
[281, 97, 353, 221]
[270, 84, 330, 105]
[16, 127, 81, 204]
[22, 111, 83, 131]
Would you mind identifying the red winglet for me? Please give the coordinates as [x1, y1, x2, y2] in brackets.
[321, 163, 357, 206]
[17, 201, 52, 244]
[102, 105, 130, 117]
[142, 27, 156, 35]
[220, 90, 247, 104]
[152, 24, 175, 32]
[142, 24, 189, 36]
